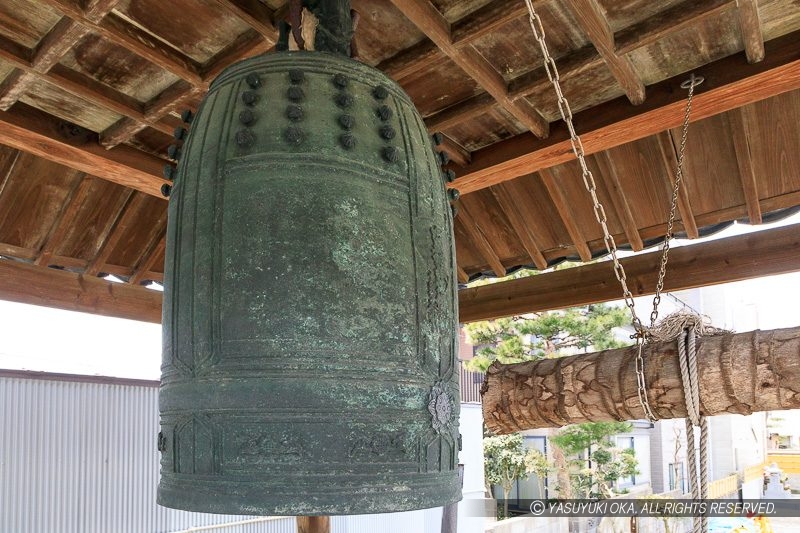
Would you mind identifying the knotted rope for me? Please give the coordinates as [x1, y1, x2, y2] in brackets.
[647, 312, 729, 533]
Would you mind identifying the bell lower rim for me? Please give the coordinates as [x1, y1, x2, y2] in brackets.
[157, 476, 462, 516]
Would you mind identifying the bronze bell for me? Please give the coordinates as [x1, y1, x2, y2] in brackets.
[157, 0, 460, 517]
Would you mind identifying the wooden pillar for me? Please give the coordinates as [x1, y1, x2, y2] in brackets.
[297, 516, 330, 533]
[482, 326, 800, 433]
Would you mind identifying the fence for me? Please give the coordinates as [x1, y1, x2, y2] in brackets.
[460, 361, 484, 403]
[707, 474, 739, 498]
[767, 453, 800, 474]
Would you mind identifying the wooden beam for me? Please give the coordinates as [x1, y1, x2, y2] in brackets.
[424, 92, 496, 133]
[456, 202, 507, 277]
[538, 168, 592, 262]
[593, 151, 644, 251]
[0, 258, 162, 323]
[656, 131, 699, 239]
[450, 1, 529, 46]
[129, 232, 166, 285]
[438, 134, 471, 166]
[564, 0, 645, 105]
[0, 17, 91, 110]
[450, 30, 800, 195]
[729, 108, 762, 224]
[614, 0, 733, 55]
[378, 39, 440, 81]
[457, 265, 469, 284]
[43, 0, 203, 85]
[389, 0, 549, 138]
[83, 0, 123, 23]
[489, 183, 548, 270]
[483, 326, 800, 432]
[85, 192, 149, 276]
[0, 35, 174, 137]
[0, 104, 167, 197]
[297, 516, 330, 533]
[100, 81, 202, 148]
[35, 176, 93, 267]
[458, 223, 800, 322]
[508, 46, 601, 101]
[736, 0, 765, 64]
[213, 0, 279, 43]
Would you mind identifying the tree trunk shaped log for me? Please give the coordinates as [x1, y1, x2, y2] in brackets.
[482, 327, 800, 433]
[297, 516, 330, 533]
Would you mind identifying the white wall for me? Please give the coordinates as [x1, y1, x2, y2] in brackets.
[0, 372, 487, 533]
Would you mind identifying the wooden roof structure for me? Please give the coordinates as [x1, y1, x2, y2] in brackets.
[0, 0, 799, 324]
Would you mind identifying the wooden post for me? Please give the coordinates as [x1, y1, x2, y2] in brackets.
[297, 516, 330, 533]
[482, 326, 800, 434]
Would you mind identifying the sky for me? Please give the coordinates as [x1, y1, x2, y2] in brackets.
[0, 213, 798, 381]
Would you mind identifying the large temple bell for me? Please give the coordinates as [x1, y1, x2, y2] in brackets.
[157, 0, 460, 516]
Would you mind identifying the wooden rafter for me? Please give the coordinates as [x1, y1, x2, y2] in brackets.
[451, 30, 800, 195]
[456, 265, 469, 284]
[438, 134, 471, 167]
[458, 224, 800, 322]
[129, 232, 166, 285]
[489, 183, 548, 270]
[736, 0, 765, 64]
[0, 17, 91, 110]
[728, 108, 762, 224]
[388, 0, 549, 138]
[508, 45, 600, 101]
[424, 93, 496, 132]
[0, 34, 174, 137]
[593, 151, 644, 251]
[655, 131, 699, 239]
[0, 104, 167, 197]
[0, 258, 162, 323]
[213, 0, 279, 43]
[564, 0, 645, 105]
[7, 223, 798, 326]
[377, 39, 440, 81]
[34, 176, 93, 267]
[85, 192, 150, 276]
[450, 1, 530, 46]
[614, 0, 733, 55]
[100, 82, 203, 148]
[456, 202, 507, 277]
[538, 168, 592, 261]
[44, 0, 203, 85]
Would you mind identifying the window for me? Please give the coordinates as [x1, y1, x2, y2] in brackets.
[668, 462, 685, 492]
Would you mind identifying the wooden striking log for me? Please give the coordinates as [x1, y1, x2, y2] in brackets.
[482, 326, 800, 434]
[297, 516, 330, 533]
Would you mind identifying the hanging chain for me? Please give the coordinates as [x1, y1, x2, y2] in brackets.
[649, 76, 698, 327]
[524, 1, 699, 423]
[523, 0, 698, 338]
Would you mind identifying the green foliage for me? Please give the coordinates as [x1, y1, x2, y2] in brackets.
[464, 304, 629, 372]
[483, 433, 545, 518]
[550, 422, 634, 456]
[467, 302, 638, 501]
[551, 422, 639, 499]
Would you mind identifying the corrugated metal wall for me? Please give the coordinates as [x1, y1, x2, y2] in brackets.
[0, 372, 296, 533]
[0, 371, 468, 533]
[458, 363, 483, 404]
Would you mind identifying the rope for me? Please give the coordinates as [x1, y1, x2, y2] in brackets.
[659, 312, 725, 533]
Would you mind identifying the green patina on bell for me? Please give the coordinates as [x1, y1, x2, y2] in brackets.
[157, 0, 459, 516]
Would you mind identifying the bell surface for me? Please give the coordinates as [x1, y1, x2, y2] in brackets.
[157, 51, 460, 516]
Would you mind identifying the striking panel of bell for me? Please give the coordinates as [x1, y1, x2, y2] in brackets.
[157, 51, 460, 515]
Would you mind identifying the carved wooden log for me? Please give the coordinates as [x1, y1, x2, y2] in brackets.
[297, 516, 330, 533]
[482, 326, 800, 433]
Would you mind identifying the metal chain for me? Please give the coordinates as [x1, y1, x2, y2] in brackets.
[524, 1, 698, 423]
[523, 1, 697, 337]
[649, 77, 697, 327]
